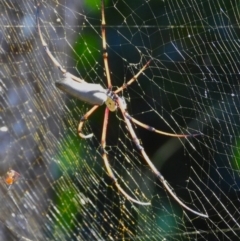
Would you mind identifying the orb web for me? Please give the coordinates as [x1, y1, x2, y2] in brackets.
[1, 0, 240, 240]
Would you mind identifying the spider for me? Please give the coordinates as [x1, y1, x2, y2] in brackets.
[36, 2, 208, 218]
[4, 169, 20, 187]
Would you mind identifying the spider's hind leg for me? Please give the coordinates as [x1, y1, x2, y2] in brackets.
[36, 2, 85, 84]
[78, 105, 99, 139]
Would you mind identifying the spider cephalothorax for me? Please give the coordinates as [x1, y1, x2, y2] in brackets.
[105, 90, 127, 112]
[36, 1, 207, 218]
[105, 90, 118, 112]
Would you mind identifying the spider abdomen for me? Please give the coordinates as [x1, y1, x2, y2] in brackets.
[55, 77, 107, 106]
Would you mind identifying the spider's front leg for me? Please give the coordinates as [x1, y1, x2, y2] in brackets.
[100, 105, 151, 205]
[116, 95, 208, 218]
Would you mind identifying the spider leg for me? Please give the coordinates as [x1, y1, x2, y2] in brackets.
[78, 105, 99, 139]
[101, 0, 112, 89]
[101, 107, 151, 205]
[36, 3, 85, 83]
[101, 0, 150, 94]
[101, 1, 149, 204]
[115, 61, 151, 94]
[125, 113, 201, 138]
[117, 96, 208, 218]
